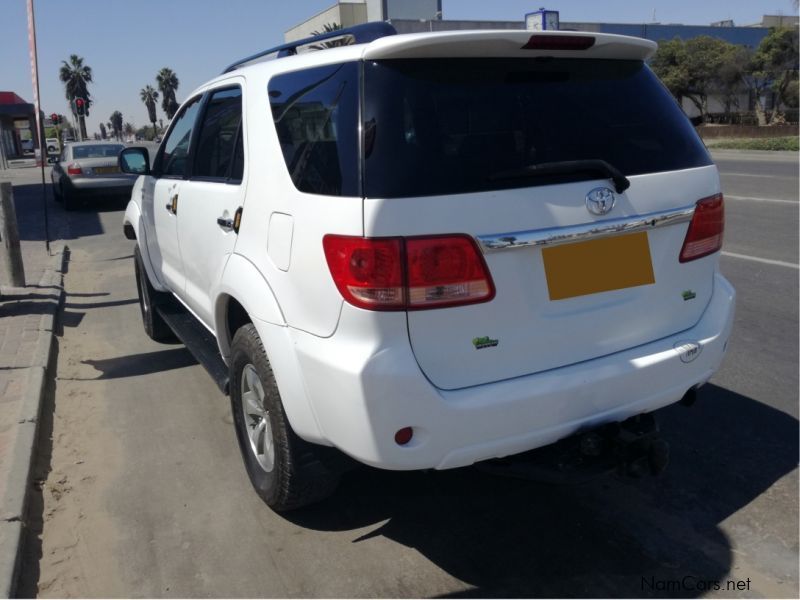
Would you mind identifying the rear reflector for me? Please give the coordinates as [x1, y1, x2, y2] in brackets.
[394, 427, 413, 445]
[679, 194, 724, 262]
[522, 35, 596, 51]
[67, 163, 82, 175]
[323, 234, 495, 311]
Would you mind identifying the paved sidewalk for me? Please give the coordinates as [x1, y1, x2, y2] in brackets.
[0, 166, 65, 598]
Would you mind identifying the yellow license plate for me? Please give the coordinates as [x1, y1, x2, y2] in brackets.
[94, 166, 119, 174]
[542, 232, 655, 301]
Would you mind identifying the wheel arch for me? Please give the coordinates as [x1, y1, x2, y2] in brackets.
[215, 260, 326, 444]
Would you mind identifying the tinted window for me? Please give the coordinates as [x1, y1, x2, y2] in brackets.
[363, 58, 713, 198]
[269, 62, 359, 196]
[193, 87, 243, 182]
[159, 97, 202, 178]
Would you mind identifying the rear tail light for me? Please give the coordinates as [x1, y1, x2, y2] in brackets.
[679, 194, 724, 262]
[67, 163, 82, 175]
[322, 236, 405, 310]
[323, 234, 495, 311]
[522, 35, 596, 51]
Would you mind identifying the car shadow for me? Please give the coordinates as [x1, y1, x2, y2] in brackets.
[9, 182, 128, 242]
[78, 347, 197, 380]
[284, 384, 797, 598]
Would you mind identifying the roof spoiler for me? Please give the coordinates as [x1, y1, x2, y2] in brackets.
[222, 21, 397, 74]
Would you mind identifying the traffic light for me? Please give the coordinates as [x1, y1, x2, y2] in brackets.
[50, 113, 59, 125]
[75, 97, 86, 117]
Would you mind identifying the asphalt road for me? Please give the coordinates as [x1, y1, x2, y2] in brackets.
[11, 151, 800, 598]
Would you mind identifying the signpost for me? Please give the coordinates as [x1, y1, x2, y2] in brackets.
[26, 0, 50, 253]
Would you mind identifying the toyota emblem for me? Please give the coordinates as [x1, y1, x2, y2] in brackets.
[585, 187, 616, 216]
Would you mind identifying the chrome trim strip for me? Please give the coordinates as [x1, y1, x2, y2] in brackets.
[477, 204, 696, 252]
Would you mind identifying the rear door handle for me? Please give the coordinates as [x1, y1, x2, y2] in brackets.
[217, 217, 234, 231]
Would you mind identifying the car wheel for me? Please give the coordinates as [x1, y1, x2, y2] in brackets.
[230, 324, 340, 511]
[134, 245, 175, 342]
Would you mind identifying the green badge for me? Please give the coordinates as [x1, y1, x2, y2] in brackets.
[682, 290, 697, 301]
[472, 336, 499, 350]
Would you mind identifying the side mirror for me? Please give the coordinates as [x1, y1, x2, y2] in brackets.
[119, 147, 151, 175]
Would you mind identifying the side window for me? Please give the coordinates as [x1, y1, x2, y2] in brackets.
[159, 97, 202, 178]
[268, 62, 359, 197]
[192, 87, 244, 183]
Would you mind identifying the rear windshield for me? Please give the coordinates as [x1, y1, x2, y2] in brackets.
[72, 144, 124, 159]
[362, 58, 712, 198]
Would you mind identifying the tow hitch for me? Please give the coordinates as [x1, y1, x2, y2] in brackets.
[476, 413, 669, 484]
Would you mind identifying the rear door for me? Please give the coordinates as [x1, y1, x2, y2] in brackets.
[361, 57, 719, 390]
[175, 83, 246, 329]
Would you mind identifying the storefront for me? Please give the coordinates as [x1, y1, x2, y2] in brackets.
[0, 91, 37, 159]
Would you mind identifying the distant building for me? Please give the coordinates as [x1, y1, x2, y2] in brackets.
[0, 92, 38, 160]
[286, 0, 442, 41]
[287, 2, 793, 48]
[285, 5, 797, 120]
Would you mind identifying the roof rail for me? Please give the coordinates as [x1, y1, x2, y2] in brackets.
[222, 22, 397, 74]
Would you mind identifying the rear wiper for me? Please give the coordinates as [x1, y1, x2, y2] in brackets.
[488, 159, 630, 194]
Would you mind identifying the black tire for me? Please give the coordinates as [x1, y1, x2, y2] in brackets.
[134, 245, 175, 342]
[230, 324, 340, 511]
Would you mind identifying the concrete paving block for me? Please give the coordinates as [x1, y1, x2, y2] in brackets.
[0, 521, 22, 599]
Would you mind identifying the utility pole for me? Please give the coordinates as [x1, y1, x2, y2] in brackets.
[26, 0, 50, 253]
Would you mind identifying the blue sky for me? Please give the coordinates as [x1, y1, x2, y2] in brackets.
[1, 0, 796, 135]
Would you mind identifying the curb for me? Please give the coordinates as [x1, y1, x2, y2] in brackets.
[0, 245, 66, 599]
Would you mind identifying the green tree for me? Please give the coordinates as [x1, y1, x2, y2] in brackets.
[110, 111, 123, 141]
[651, 38, 691, 105]
[99, 122, 107, 139]
[716, 44, 752, 119]
[751, 27, 800, 122]
[58, 54, 93, 140]
[156, 68, 180, 120]
[684, 36, 735, 120]
[123, 122, 135, 140]
[140, 85, 160, 138]
[652, 36, 744, 122]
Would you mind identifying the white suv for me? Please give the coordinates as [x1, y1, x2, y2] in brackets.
[120, 25, 735, 511]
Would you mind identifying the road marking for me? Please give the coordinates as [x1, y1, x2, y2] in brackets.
[725, 194, 798, 205]
[720, 172, 797, 180]
[721, 251, 799, 269]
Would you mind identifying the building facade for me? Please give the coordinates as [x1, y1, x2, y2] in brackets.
[0, 92, 37, 160]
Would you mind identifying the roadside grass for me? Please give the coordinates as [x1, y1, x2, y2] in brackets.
[704, 136, 799, 151]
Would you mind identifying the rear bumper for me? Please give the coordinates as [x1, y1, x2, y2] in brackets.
[64, 176, 135, 195]
[287, 271, 735, 471]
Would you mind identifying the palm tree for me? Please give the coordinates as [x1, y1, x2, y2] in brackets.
[140, 85, 159, 138]
[123, 122, 135, 141]
[58, 54, 93, 140]
[309, 22, 350, 50]
[110, 111, 123, 141]
[99, 122, 107, 139]
[156, 68, 180, 120]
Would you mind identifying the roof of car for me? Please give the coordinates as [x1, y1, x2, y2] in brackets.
[198, 29, 656, 92]
[66, 141, 124, 146]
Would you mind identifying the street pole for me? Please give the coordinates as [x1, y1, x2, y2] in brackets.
[0, 182, 26, 287]
[26, 0, 50, 253]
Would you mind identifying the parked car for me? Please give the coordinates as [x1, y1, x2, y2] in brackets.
[120, 25, 734, 511]
[52, 141, 135, 210]
[45, 137, 60, 154]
